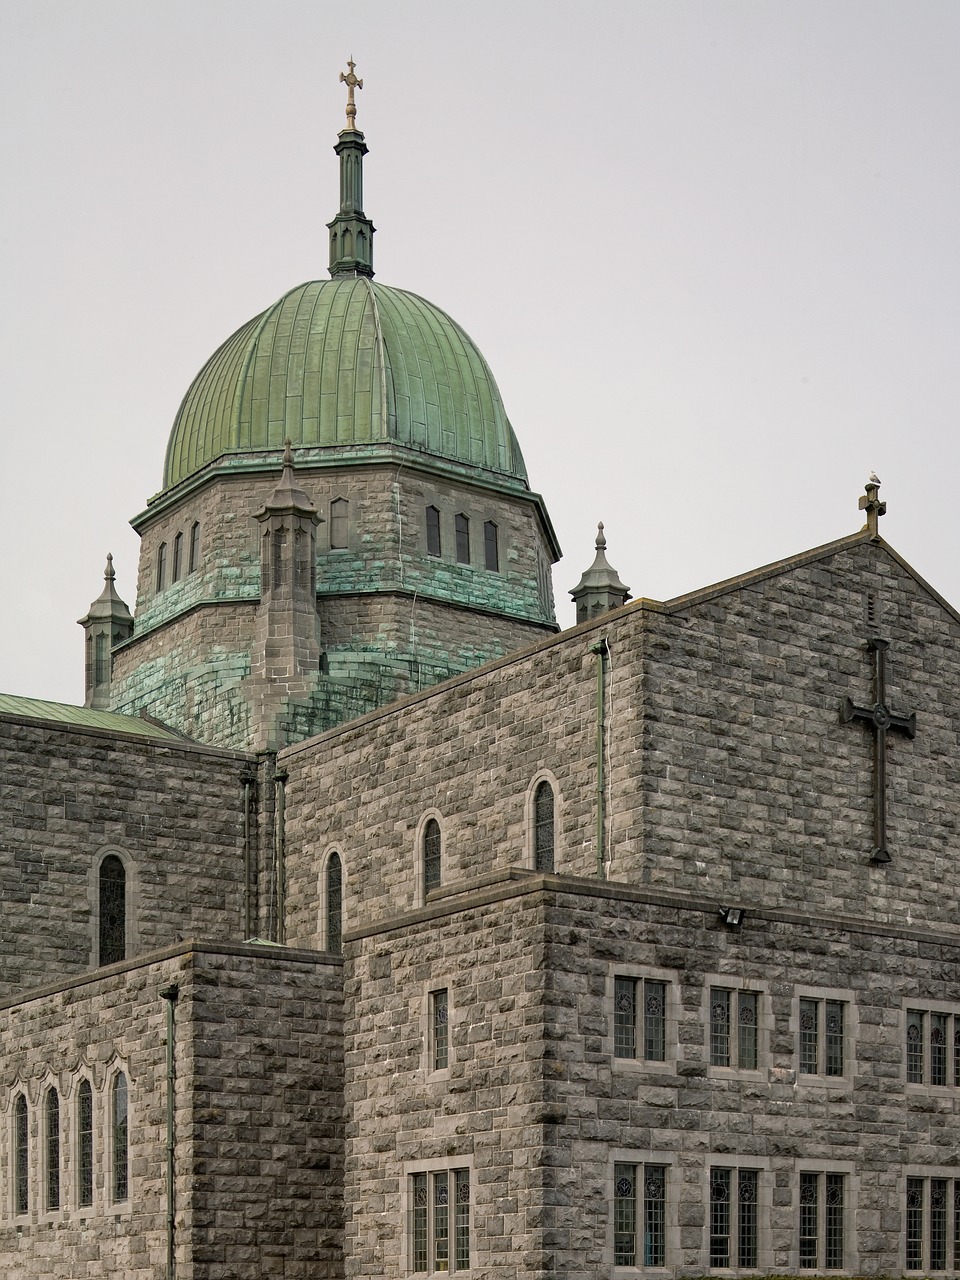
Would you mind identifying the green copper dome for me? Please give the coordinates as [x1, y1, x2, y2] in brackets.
[163, 277, 528, 491]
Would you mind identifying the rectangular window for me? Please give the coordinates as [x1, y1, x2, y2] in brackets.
[411, 1168, 470, 1273]
[329, 498, 348, 549]
[172, 531, 183, 582]
[710, 1167, 759, 1269]
[709, 988, 759, 1070]
[14, 1095, 28, 1215]
[614, 977, 666, 1062]
[455, 513, 470, 564]
[431, 989, 449, 1072]
[906, 1008, 959, 1088]
[799, 1171, 844, 1270]
[799, 998, 845, 1077]
[483, 520, 499, 572]
[614, 1162, 667, 1268]
[189, 520, 201, 572]
[77, 1082, 93, 1207]
[156, 542, 167, 592]
[426, 506, 441, 557]
[905, 1175, 960, 1272]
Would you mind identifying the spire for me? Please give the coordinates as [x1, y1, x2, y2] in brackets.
[859, 472, 886, 537]
[569, 523, 631, 624]
[77, 554, 134, 709]
[328, 58, 376, 279]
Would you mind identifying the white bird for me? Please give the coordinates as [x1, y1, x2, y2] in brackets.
[868, 471, 881, 485]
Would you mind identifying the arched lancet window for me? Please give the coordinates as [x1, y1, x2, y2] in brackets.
[155, 542, 167, 592]
[189, 521, 201, 573]
[484, 520, 499, 572]
[172, 531, 183, 582]
[455, 513, 470, 564]
[77, 1080, 93, 1208]
[14, 1093, 28, 1214]
[534, 781, 555, 873]
[423, 818, 442, 895]
[112, 1073, 128, 1202]
[98, 854, 126, 966]
[45, 1087, 60, 1211]
[326, 852, 343, 954]
[426, 505, 441, 557]
[94, 631, 109, 686]
[329, 498, 349, 550]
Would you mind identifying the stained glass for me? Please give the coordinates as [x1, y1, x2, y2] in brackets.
[15, 1094, 28, 1215]
[45, 1088, 60, 1211]
[614, 977, 636, 1058]
[78, 1080, 93, 1207]
[113, 1073, 128, 1202]
[534, 781, 555, 873]
[424, 820, 441, 894]
[326, 853, 342, 955]
[98, 855, 126, 966]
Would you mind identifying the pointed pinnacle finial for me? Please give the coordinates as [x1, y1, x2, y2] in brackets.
[595, 522, 606, 551]
[104, 552, 115, 581]
[339, 57, 363, 130]
[859, 472, 886, 537]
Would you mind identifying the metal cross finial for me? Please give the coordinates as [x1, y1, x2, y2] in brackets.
[841, 637, 916, 863]
[339, 57, 363, 130]
[859, 473, 886, 537]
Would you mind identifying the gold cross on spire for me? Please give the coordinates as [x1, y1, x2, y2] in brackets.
[339, 57, 363, 130]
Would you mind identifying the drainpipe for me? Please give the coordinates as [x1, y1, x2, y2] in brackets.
[274, 769, 288, 944]
[159, 984, 179, 1280]
[591, 639, 608, 880]
[240, 771, 257, 939]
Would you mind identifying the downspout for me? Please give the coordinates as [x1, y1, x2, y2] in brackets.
[159, 983, 179, 1280]
[274, 769, 288, 944]
[591, 639, 608, 879]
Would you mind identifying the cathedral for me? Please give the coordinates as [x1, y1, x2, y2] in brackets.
[2, 65, 959, 1280]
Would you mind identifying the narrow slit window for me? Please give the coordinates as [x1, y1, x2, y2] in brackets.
[423, 819, 441, 894]
[483, 520, 499, 572]
[189, 521, 201, 572]
[455, 513, 470, 564]
[432, 988, 449, 1072]
[112, 1073, 128, 1202]
[15, 1093, 28, 1215]
[326, 852, 342, 955]
[533, 780, 555, 872]
[45, 1087, 60, 1211]
[156, 542, 167, 592]
[426, 506, 441, 557]
[172, 531, 183, 582]
[77, 1080, 93, 1208]
[98, 854, 127, 966]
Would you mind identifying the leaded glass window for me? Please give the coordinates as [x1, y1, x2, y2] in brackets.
[710, 989, 731, 1067]
[326, 852, 342, 955]
[905, 1008, 959, 1087]
[905, 1176, 960, 1272]
[423, 819, 441, 895]
[483, 520, 499, 572]
[410, 1168, 469, 1272]
[14, 1093, 28, 1215]
[112, 1072, 128, 1202]
[426, 505, 441, 557]
[614, 1161, 667, 1268]
[614, 977, 667, 1062]
[533, 780, 555, 872]
[432, 989, 449, 1072]
[710, 1167, 759, 1268]
[94, 631, 109, 687]
[455, 513, 470, 564]
[45, 1087, 60, 1211]
[711, 988, 759, 1069]
[799, 1170, 844, 1270]
[77, 1080, 93, 1207]
[329, 498, 349, 549]
[799, 997, 844, 1076]
[98, 854, 126, 966]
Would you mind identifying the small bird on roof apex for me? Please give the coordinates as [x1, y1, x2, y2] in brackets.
[869, 471, 881, 485]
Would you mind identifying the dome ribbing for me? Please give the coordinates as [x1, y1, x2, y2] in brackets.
[163, 277, 528, 491]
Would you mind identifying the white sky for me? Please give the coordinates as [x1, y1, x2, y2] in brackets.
[2, 0, 959, 704]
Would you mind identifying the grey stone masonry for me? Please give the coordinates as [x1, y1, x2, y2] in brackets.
[0, 941, 343, 1280]
[0, 713, 256, 997]
[280, 533, 960, 942]
[339, 870, 959, 1279]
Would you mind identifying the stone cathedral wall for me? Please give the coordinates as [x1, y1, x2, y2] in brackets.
[0, 715, 253, 998]
[280, 535, 960, 943]
[0, 943, 344, 1280]
[340, 872, 959, 1279]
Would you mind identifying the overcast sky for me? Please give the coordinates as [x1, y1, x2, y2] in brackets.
[2, 0, 959, 705]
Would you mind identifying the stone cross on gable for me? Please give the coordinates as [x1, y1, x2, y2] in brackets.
[841, 637, 916, 864]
